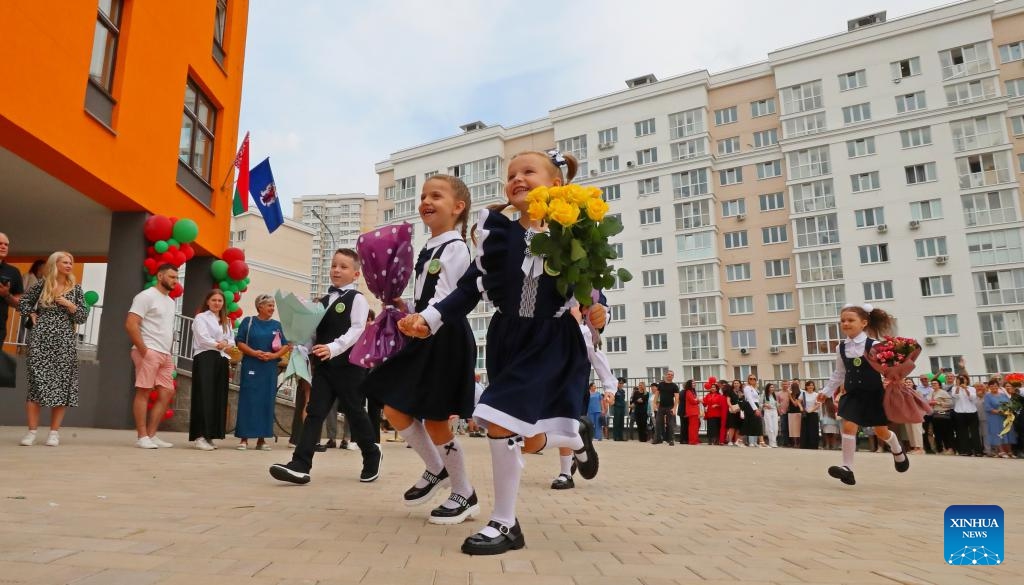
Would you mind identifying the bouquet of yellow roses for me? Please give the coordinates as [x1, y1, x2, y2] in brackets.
[525, 184, 631, 305]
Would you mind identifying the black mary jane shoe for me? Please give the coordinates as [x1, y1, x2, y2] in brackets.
[893, 450, 910, 473]
[827, 465, 856, 485]
[403, 468, 449, 506]
[550, 474, 575, 490]
[428, 491, 480, 525]
[461, 519, 525, 556]
[574, 416, 600, 480]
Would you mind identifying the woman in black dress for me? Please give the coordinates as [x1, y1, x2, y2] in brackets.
[630, 383, 649, 442]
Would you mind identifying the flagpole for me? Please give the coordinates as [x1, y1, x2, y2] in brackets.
[219, 161, 237, 192]
[221, 131, 250, 191]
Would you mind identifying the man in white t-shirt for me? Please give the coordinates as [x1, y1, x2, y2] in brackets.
[125, 264, 179, 449]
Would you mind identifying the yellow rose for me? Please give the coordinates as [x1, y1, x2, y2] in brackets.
[566, 185, 592, 205]
[585, 197, 609, 221]
[527, 199, 549, 222]
[547, 186, 568, 201]
[587, 186, 602, 199]
[548, 198, 580, 227]
[527, 185, 550, 204]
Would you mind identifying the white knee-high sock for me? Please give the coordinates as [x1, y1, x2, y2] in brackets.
[559, 454, 573, 476]
[882, 429, 906, 461]
[436, 438, 473, 509]
[478, 435, 522, 538]
[545, 433, 583, 452]
[841, 433, 857, 469]
[397, 420, 444, 488]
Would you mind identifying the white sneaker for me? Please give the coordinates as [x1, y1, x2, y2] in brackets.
[194, 438, 214, 451]
[19, 430, 37, 446]
[136, 436, 159, 449]
[149, 436, 173, 448]
[45, 431, 60, 447]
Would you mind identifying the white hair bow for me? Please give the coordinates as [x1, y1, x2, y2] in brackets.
[842, 302, 874, 313]
[545, 148, 569, 182]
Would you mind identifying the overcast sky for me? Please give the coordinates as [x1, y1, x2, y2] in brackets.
[238, 0, 947, 216]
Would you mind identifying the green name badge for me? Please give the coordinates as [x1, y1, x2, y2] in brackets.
[335, 302, 346, 314]
[852, 357, 862, 367]
[427, 258, 442, 275]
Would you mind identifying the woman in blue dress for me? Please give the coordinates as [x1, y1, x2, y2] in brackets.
[982, 384, 1016, 458]
[235, 294, 290, 450]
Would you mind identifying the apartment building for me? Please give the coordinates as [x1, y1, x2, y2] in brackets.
[375, 0, 1024, 382]
[292, 194, 379, 300]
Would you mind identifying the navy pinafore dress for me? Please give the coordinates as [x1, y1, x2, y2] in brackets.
[837, 338, 889, 427]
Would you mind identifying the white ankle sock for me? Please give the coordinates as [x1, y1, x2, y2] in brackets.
[398, 421, 444, 488]
[883, 430, 906, 462]
[841, 434, 857, 469]
[478, 435, 522, 538]
[436, 438, 472, 509]
[559, 454, 573, 476]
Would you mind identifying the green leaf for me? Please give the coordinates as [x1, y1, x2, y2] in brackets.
[617, 268, 633, 282]
[598, 216, 624, 237]
[574, 279, 592, 300]
[570, 239, 587, 262]
[556, 278, 569, 297]
[575, 289, 592, 306]
[566, 266, 579, 283]
[529, 232, 551, 256]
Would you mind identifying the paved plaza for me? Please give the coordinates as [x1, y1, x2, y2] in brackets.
[0, 426, 1017, 585]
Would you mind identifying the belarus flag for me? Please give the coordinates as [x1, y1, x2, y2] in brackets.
[232, 132, 250, 216]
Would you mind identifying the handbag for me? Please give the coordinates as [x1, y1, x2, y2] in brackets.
[22, 294, 39, 331]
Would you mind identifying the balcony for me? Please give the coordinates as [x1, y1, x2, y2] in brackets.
[982, 330, 1024, 348]
[959, 169, 1012, 190]
[976, 287, 1024, 306]
[953, 130, 1003, 153]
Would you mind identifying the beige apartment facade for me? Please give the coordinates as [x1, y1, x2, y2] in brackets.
[229, 211, 315, 317]
[292, 193, 379, 301]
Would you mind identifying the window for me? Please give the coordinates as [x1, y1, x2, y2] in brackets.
[556, 135, 587, 160]
[637, 177, 660, 195]
[794, 213, 839, 248]
[950, 115, 1002, 152]
[838, 69, 867, 91]
[859, 244, 889, 264]
[920, 275, 954, 297]
[979, 311, 1024, 347]
[900, 127, 932, 148]
[891, 57, 921, 79]
[783, 112, 827, 138]
[717, 136, 740, 155]
[975, 268, 1024, 306]
[780, 80, 823, 114]
[612, 368, 629, 381]
[645, 333, 668, 351]
[669, 108, 704, 139]
[999, 41, 1024, 63]
[771, 328, 798, 347]
[794, 249, 843, 284]
[611, 242, 623, 259]
[671, 168, 709, 198]
[962, 190, 1017, 227]
[676, 232, 714, 260]
[643, 301, 666, 319]
[775, 363, 802, 380]
[714, 106, 738, 125]
[787, 146, 830, 180]
[800, 285, 845, 320]
[854, 207, 884, 228]
[601, 184, 621, 201]
[724, 230, 748, 249]
[925, 315, 959, 336]
[449, 156, 500, 184]
[910, 199, 943, 221]
[804, 322, 842, 355]
[599, 156, 619, 173]
[895, 91, 927, 113]
[639, 207, 661, 225]
[635, 118, 656, 137]
[730, 330, 757, 349]
[1005, 78, 1024, 98]
[605, 336, 628, 353]
[213, 0, 228, 63]
[757, 160, 782, 179]
[671, 138, 707, 160]
[233, 229, 246, 243]
[719, 167, 743, 185]
[729, 296, 754, 315]
[967, 229, 1024, 266]
[765, 258, 791, 278]
[179, 80, 218, 183]
[640, 237, 663, 256]
[598, 127, 618, 145]
[675, 200, 711, 230]
[752, 129, 778, 148]
[957, 151, 1012, 189]
[609, 304, 626, 322]
[983, 353, 1024, 374]
[89, 0, 123, 93]
[636, 148, 658, 166]
[940, 42, 992, 79]
[608, 272, 625, 291]
[1020, 153, 1024, 173]
[642, 269, 665, 287]
[767, 292, 794, 312]
[759, 192, 785, 211]
[846, 137, 876, 158]
[751, 98, 776, 117]
[680, 296, 718, 327]
[678, 264, 716, 294]
[905, 163, 937, 185]
[762, 225, 788, 244]
[842, 103, 872, 125]
[681, 331, 719, 360]
[722, 199, 746, 217]
[726, 263, 751, 282]
[945, 78, 997, 106]
[791, 179, 835, 212]
[1011, 116, 1024, 137]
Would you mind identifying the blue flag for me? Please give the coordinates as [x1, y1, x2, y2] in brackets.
[248, 157, 284, 233]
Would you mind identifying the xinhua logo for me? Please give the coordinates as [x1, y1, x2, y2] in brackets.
[944, 505, 1004, 566]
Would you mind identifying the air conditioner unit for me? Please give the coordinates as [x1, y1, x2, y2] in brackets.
[590, 169, 598, 176]
[626, 161, 635, 168]
[909, 219, 921, 229]
[893, 77, 902, 84]
[935, 255, 949, 265]
[924, 336, 936, 345]
[876, 223, 888, 233]
[739, 347, 750, 355]
[736, 213, 746, 221]
[598, 142, 614, 150]
[769, 346, 780, 354]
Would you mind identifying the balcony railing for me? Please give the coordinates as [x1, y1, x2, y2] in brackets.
[953, 130, 1003, 152]
[976, 288, 1024, 306]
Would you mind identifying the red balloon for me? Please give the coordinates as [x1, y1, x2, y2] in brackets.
[143, 258, 158, 275]
[169, 283, 184, 299]
[227, 260, 249, 280]
[144, 215, 174, 243]
[148, 390, 158, 401]
[163, 409, 174, 420]
[223, 247, 245, 263]
[147, 246, 156, 257]
[704, 382, 712, 390]
[181, 243, 195, 260]
[174, 252, 186, 266]
[233, 292, 241, 302]
[161, 251, 176, 264]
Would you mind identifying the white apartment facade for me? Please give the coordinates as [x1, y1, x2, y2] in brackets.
[292, 193, 379, 300]
[375, 0, 1024, 383]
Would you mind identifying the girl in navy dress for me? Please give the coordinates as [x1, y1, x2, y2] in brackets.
[402, 150, 599, 555]
[361, 175, 478, 524]
[818, 303, 909, 485]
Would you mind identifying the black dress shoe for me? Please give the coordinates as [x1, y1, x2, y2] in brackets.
[574, 417, 599, 480]
[269, 462, 310, 485]
[360, 446, 383, 482]
[314, 444, 329, 452]
[461, 519, 525, 555]
[550, 474, 575, 490]
[827, 465, 856, 485]
[428, 491, 480, 525]
[893, 450, 910, 473]
[324, 439, 337, 449]
[403, 468, 449, 506]
[339, 440, 348, 449]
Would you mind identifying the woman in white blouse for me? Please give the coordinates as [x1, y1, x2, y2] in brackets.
[189, 290, 235, 450]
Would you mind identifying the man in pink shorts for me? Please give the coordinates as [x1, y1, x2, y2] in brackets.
[125, 264, 179, 449]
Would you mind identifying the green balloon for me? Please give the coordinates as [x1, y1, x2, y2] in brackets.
[154, 240, 169, 254]
[938, 374, 947, 384]
[172, 218, 199, 244]
[219, 280, 231, 291]
[83, 290, 100, 307]
[166, 238, 179, 248]
[211, 259, 229, 281]
[227, 301, 239, 313]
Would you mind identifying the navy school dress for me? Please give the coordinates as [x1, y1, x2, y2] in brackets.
[425, 209, 590, 441]
[837, 338, 889, 427]
[360, 238, 476, 420]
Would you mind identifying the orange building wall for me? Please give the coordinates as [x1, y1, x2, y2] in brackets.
[0, 0, 249, 256]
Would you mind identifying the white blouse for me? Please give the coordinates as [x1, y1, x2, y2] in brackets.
[822, 332, 868, 398]
[191, 311, 235, 358]
[414, 230, 471, 306]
